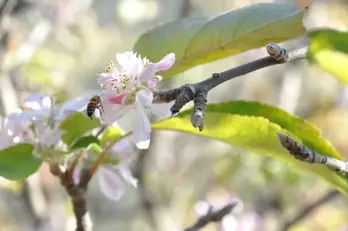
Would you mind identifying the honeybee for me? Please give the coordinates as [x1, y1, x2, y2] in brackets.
[87, 95, 104, 119]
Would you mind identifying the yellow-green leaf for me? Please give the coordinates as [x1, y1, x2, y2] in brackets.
[152, 101, 348, 194]
[307, 29, 348, 84]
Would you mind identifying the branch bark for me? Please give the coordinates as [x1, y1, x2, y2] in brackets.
[153, 43, 308, 131]
[184, 202, 237, 231]
[280, 189, 340, 231]
[49, 163, 92, 231]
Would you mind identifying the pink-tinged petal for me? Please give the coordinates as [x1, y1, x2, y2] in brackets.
[194, 200, 211, 218]
[100, 103, 131, 125]
[146, 75, 162, 89]
[136, 89, 153, 108]
[154, 53, 175, 72]
[105, 93, 129, 105]
[133, 96, 151, 149]
[139, 63, 156, 82]
[98, 167, 126, 201]
[220, 214, 238, 231]
[151, 102, 174, 119]
[238, 213, 261, 231]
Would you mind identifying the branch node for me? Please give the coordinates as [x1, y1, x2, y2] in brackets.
[170, 84, 195, 116]
[277, 132, 314, 162]
[191, 88, 207, 131]
[212, 73, 220, 78]
[266, 43, 287, 61]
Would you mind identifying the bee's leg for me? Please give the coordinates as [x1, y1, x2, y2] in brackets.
[100, 103, 105, 114]
[97, 106, 103, 119]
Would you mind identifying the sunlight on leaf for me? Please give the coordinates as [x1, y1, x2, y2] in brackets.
[152, 101, 348, 194]
[134, 2, 306, 78]
[307, 29, 348, 84]
[100, 127, 122, 147]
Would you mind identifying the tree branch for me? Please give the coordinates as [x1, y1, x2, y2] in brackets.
[184, 202, 237, 231]
[153, 43, 308, 131]
[280, 189, 340, 231]
[48, 162, 92, 231]
[277, 132, 348, 173]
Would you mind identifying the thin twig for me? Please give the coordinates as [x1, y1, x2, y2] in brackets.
[153, 43, 308, 131]
[280, 189, 340, 231]
[184, 202, 237, 231]
[277, 132, 348, 173]
[48, 136, 124, 231]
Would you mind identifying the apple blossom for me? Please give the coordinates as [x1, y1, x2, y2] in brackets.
[0, 93, 89, 163]
[97, 51, 176, 149]
[0, 113, 32, 149]
[73, 137, 138, 201]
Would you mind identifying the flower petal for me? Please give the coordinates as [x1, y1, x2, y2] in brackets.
[151, 102, 174, 119]
[37, 124, 64, 146]
[97, 73, 116, 89]
[100, 102, 131, 125]
[56, 97, 89, 121]
[10, 110, 47, 122]
[146, 75, 162, 89]
[116, 51, 134, 69]
[139, 63, 156, 82]
[154, 53, 175, 72]
[72, 163, 81, 185]
[136, 89, 153, 108]
[133, 96, 151, 149]
[194, 200, 211, 218]
[220, 214, 238, 231]
[104, 93, 129, 105]
[23, 93, 46, 110]
[98, 167, 126, 201]
[115, 166, 138, 188]
[111, 137, 135, 154]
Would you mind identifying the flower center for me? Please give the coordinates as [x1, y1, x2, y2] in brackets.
[109, 71, 137, 94]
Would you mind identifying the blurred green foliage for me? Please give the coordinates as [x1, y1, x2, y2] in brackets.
[0, 143, 41, 180]
[307, 29, 348, 84]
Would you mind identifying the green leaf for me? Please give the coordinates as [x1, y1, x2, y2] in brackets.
[59, 112, 101, 145]
[0, 143, 42, 180]
[134, 2, 306, 78]
[86, 143, 102, 154]
[69, 136, 100, 151]
[100, 126, 122, 147]
[152, 101, 348, 194]
[307, 29, 348, 84]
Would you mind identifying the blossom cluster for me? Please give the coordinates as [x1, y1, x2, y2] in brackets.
[0, 51, 176, 201]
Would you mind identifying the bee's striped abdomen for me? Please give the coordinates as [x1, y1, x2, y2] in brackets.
[87, 97, 98, 117]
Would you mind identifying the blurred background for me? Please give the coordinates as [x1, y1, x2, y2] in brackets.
[0, 0, 348, 230]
